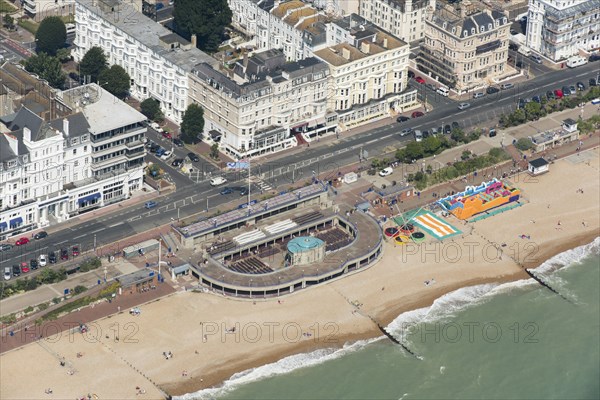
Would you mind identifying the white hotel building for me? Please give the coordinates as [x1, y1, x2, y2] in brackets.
[73, 0, 216, 124]
[0, 84, 147, 240]
[526, 0, 600, 61]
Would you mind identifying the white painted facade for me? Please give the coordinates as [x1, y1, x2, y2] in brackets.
[526, 0, 600, 61]
[359, 0, 436, 43]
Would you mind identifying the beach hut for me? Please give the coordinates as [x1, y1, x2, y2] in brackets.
[528, 158, 549, 176]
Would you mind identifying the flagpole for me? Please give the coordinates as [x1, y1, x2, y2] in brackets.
[248, 152, 251, 205]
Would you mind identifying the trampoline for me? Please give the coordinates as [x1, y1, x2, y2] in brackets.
[385, 227, 400, 237]
[394, 235, 410, 245]
[411, 232, 426, 243]
[400, 224, 415, 235]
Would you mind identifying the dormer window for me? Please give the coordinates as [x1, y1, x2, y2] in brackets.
[488, 23, 492, 30]
[480, 26, 485, 33]
[471, 28, 476, 35]
[443, 22, 447, 29]
[464, 30, 468, 37]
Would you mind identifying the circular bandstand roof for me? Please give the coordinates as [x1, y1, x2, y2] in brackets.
[287, 236, 325, 254]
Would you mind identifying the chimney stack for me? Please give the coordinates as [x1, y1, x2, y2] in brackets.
[63, 118, 70, 137]
[360, 41, 370, 53]
[243, 52, 249, 68]
[342, 47, 351, 60]
[5, 133, 18, 156]
[23, 126, 31, 142]
[191, 34, 197, 48]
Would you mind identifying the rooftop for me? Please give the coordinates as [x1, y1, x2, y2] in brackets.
[271, 0, 305, 19]
[430, 5, 509, 39]
[59, 84, 146, 134]
[76, 0, 217, 71]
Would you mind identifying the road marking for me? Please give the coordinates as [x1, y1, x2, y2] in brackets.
[108, 222, 123, 228]
[56, 240, 67, 244]
[91, 229, 104, 234]
[73, 234, 85, 239]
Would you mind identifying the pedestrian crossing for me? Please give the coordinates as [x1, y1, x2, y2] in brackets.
[254, 179, 273, 192]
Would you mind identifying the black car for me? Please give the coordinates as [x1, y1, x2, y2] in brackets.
[562, 86, 571, 96]
[509, 43, 519, 51]
[12, 265, 21, 277]
[486, 86, 500, 94]
[576, 81, 585, 91]
[149, 144, 160, 153]
[422, 130, 430, 138]
[396, 116, 410, 123]
[240, 187, 248, 196]
[517, 98, 525, 109]
[187, 152, 200, 162]
[49, 251, 57, 264]
[0, 243, 13, 252]
[532, 95, 541, 103]
[436, 126, 443, 135]
[515, 61, 524, 69]
[546, 90, 555, 100]
[589, 53, 600, 62]
[34, 231, 48, 240]
[173, 138, 184, 147]
[451, 121, 460, 130]
[60, 248, 69, 260]
[444, 124, 452, 135]
[30, 259, 38, 270]
[408, 70, 415, 78]
[171, 158, 184, 167]
[590, 78, 597, 87]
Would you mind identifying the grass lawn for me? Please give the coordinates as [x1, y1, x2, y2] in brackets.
[17, 18, 38, 34]
[0, 0, 18, 14]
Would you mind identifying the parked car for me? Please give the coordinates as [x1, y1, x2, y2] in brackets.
[546, 90, 555, 100]
[422, 130, 430, 138]
[144, 201, 157, 209]
[396, 116, 410, 123]
[473, 92, 485, 99]
[34, 231, 48, 240]
[39, 254, 47, 267]
[569, 85, 576, 94]
[408, 70, 415, 78]
[60, 248, 69, 260]
[531, 55, 543, 64]
[155, 147, 165, 157]
[240, 187, 248, 196]
[413, 130, 423, 142]
[489, 128, 497, 137]
[12, 265, 20, 277]
[171, 158, 184, 167]
[3, 267, 11, 281]
[15, 237, 29, 246]
[0, 243, 13, 252]
[210, 177, 227, 186]
[444, 124, 452, 135]
[379, 167, 393, 177]
[457, 103, 471, 110]
[172, 138, 184, 147]
[414, 76, 425, 84]
[508, 43, 519, 51]
[72, 246, 80, 257]
[160, 150, 172, 160]
[187, 152, 200, 162]
[589, 78, 597, 87]
[501, 83, 514, 90]
[162, 131, 172, 139]
[149, 144, 160, 153]
[588, 53, 600, 62]
[576, 82, 586, 91]
[451, 121, 460, 130]
[411, 111, 424, 118]
[515, 61, 524, 69]
[486, 86, 499, 94]
[532, 95, 541, 103]
[30, 259, 38, 270]
[554, 89, 563, 98]
[562, 86, 572, 96]
[220, 187, 233, 195]
[49, 251, 57, 264]
[400, 128, 412, 136]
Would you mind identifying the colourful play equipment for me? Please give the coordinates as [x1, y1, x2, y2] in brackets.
[410, 232, 426, 243]
[394, 210, 462, 240]
[385, 227, 400, 237]
[437, 179, 521, 220]
[394, 235, 410, 245]
[399, 224, 415, 235]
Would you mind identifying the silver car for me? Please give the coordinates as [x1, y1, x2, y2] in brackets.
[458, 103, 471, 110]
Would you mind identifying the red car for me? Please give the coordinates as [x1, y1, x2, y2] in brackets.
[15, 237, 30, 246]
[72, 246, 80, 257]
[411, 111, 425, 118]
[20, 262, 30, 273]
[553, 89, 563, 98]
[415, 76, 426, 84]
[162, 131, 172, 139]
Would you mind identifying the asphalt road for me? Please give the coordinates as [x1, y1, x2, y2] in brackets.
[1, 62, 599, 271]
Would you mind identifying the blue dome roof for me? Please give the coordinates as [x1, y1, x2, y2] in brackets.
[287, 236, 325, 253]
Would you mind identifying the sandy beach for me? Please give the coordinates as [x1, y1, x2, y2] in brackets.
[1, 148, 598, 400]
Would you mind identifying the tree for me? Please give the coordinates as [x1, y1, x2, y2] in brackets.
[525, 101, 542, 120]
[98, 65, 131, 99]
[24, 53, 65, 89]
[79, 46, 108, 83]
[140, 98, 163, 121]
[3, 14, 14, 30]
[210, 143, 220, 159]
[422, 136, 441, 156]
[173, 0, 232, 52]
[35, 16, 66, 56]
[404, 141, 424, 161]
[515, 137, 534, 151]
[56, 48, 72, 63]
[180, 103, 205, 143]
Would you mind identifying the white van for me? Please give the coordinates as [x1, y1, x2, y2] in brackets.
[566, 56, 588, 68]
[436, 87, 449, 97]
[413, 130, 423, 142]
[210, 177, 227, 186]
[517, 46, 532, 57]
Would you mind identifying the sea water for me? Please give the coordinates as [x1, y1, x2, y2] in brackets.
[179, 238, 600, 400]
